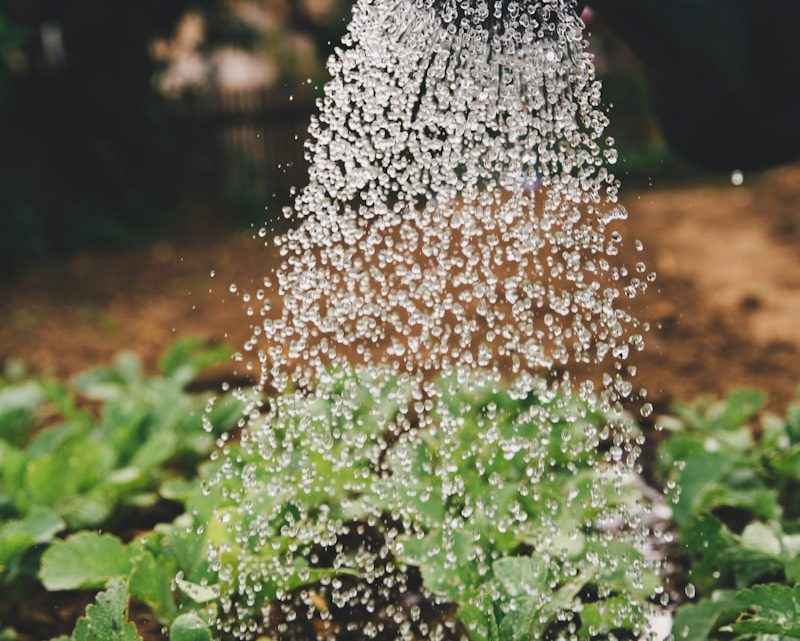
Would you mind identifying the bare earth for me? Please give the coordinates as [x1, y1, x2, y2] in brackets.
[1, 164, 799, 410]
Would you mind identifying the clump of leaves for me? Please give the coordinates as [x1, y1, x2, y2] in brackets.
[50, 578, 142, 641]
[37, 370, 406, 641]
[373, 376, 659, 641]
[658, 387, 800, 641]
[0, 337, 242, 585]
[39, 486, 219, 640]
[37, 369, 661, 641]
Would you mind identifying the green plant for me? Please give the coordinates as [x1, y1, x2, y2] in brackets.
[33, 369, 660, 641]
[36, 370, 405, 640]
[0, 337, 242, 586]
[24, 352, 800, 641]
[38, 481, 218, 640]
[373, 376, 658, 641]
[658, 388, 800, 641]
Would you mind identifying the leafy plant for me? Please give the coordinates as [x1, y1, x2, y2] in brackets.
[373, 376, 658, 641]
[37, 370, 404, 640]
[33, 368, 661, 641]
[659, 387, 800, 641]
[39, 497, 216, 639]
[51, 578, 142, 641]
[27, 343, 800, 641]
[0, 337, 242, 585]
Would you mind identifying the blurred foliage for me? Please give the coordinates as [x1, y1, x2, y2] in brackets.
[657, 388, 800, 641]
[0, 1, 257, 274]
[0, 337, 242, 588]
[0, 0, 683, 275]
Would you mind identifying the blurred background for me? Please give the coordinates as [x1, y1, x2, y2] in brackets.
[0, 0, 798, 408]
[0, 0, 691, 274]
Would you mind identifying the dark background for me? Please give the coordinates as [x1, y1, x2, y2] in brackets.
[0, 0, 692, 276]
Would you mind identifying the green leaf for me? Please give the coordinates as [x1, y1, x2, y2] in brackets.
[129, 550, 177, 622]
[204, 394, 245, 437]
[0, 380, 44, 446]
[159, 337, 231, 386]
[113, 354, 143, 386]
[40, 380, 82, 421]
[458, 595, 500, 641]
[397, 528, 487, 604]
[159, 479, 197, 504]
[726, 545, 785, 588]
[585, 539, 660, 599]
[148, 523, 210, 586]
[493, 556, 549, 598]
[787, 403, 800, 444]
[786, 555, 800, 583]
[668, 451, 726, 527]
[680, 516, 735, 591]
[169, 612, 212, 641]
[672, 390, 766, 434]
[40, 532, 132, 591]
[94, 406, 148, 465]
[0, 627, 19, 641]
[0, 440, 26, 503]
[668, 442, 780, 530]
[69, 578, 141, 641]
[497, 598, 537, 641]
[25, 421, 86, 458]
[579, 595, 642, 639]
[73, 353, 142, 401]
[0, 506, 65, 569]
[726, 584, 800, 638]
[23, 437, 114, 519]
[58, 493, 115, 529]
[129, 427, 178, 471]
[714, 389, 768, 431]
[769, 445, 800, 484]
[671, 592, 743, 641]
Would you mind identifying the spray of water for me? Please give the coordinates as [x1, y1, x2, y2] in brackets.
[207, 1, 662, 638]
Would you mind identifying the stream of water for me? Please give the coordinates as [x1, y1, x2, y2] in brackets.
[209, 1, 663, 638]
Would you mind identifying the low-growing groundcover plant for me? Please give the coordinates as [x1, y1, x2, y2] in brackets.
[1, 352, 663, 641]
[0, 339, 243, 619]
[3, 342, 800, 641]
[369, 376, 660, 641]
[658, 388, 800, 641]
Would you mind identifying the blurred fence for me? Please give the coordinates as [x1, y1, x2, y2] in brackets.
[175, 89, 317, 210]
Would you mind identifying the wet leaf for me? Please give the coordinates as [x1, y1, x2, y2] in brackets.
[68, 579, 141, 641]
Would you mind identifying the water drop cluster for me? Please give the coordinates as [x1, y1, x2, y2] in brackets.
[208, 1, 661, 638]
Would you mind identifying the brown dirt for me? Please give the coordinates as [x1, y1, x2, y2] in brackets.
[2, 165, 799, 409]
[620, 164, 800, 410]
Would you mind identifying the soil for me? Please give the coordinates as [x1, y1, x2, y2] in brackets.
[2, 165, 798, 408]
[1, 164, 799, 640]
[622, 164, 800, 410]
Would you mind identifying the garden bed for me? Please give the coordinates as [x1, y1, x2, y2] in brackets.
[1, 167, 799, 640]
[1, 341, 799, 641]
